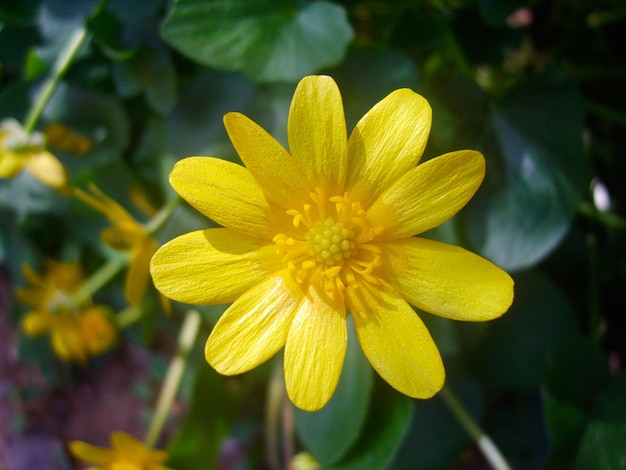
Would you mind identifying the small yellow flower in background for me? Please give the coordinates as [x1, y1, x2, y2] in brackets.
[70, 431, 170, 470]
[0, 118, 67, 188]
[18, 260, 117, 363]
[45, 123, 94, 156]
[75, 184, 166, 310]
[151, 75, 514, 411]
[292, 452, 320, 470]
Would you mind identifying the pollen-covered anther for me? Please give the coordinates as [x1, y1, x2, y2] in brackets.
[274, 189, 384, 294]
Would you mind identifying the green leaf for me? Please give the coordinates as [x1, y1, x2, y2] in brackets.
[465, 67, 588, 271]
[295, 317, 373, 465]
[466, 270, 579, 390]
[330, 46, 421, 129]
[543, 338, 626, 470]
[161, 0, 353, 83]
[113, 48, 178, 115]
[331, 379, 413, 470]
[86, 6, 135, 60]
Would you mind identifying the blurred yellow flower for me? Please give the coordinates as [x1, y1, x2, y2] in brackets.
[70, 431, 170, 470]
[75, 184, 166, 310]
[45, 123, 94, 156]
[151, 75, 514, 411]
[0, 118, 67, 188]
[18, 260, 117, 363]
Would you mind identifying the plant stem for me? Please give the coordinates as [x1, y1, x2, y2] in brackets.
[144, 309, 202, 448]
[144, 196, 181, 236]
[23, 26, 89, 134]
[440, 384, 512, 470]
[67, 255, 127, 310]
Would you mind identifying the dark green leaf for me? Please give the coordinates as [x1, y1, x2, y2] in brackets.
[466, 66, 588, 271]
[295, 317, 373, 465]
[331, 379, 413, 469]
[466, 270, 579, 390]
[161, 0, 353, 83]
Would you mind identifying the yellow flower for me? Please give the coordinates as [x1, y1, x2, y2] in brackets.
[69, 431, 170, 470]
[150, 75, 514, 411]
[75, 184, 165, 309]
[45, 123, 94, 156]
[0, 118, 67, 188]
[19, 260, 117, 363]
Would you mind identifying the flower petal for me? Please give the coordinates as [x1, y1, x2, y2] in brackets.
[25, 150, 67, 189]
[368, 150, 485, 239]
[170, 156, 274, 238]
[69, 441, 117, 464]
[205, 270, 303, 375]
[381, 238, 514, 321]
[150, 228, 281, 305]
[22, 311, 53, 337]
[0, 150, 25, 178]
[125, 236, 159, 305]
[284, 287, 347, 411]
[346, 281, 444, 399]
[287, 75, 347, 194]
[345, 89, 431, 208]
[223, 112, 312, 208]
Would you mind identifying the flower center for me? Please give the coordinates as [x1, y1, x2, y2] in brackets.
[306, 218, 355, 266]
[273, 188, 384, 296]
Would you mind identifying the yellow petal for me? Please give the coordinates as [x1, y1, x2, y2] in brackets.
[80, 306, 117, 355]
[22, 310, 53, 337]
[223, 112, 312, 208]
[111, 431, 148, 456]
[170, 156, 275, 238]
[47, 259, 84, 292]
[101, 224, 142, 250]
[287, 75, 347, 194]
[25, 150, 67, 189]
[368, 150, 485, 239]
[150, 228, 281, 305]
[51, 323, 88, 363]
[381, 238, 514, 321]
[284, 287, 347, 411]
[205, 270, 302, 375]
[0, 149, 26, 178]
[69, 440, 117, 464]
[346, 281, 444, 399]
[126, 236, 159, 305]
[345, 89, 432, 208]
[75, 185, 138, 229]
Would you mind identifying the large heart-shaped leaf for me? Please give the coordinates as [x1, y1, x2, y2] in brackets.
[161, 0, 353, 83]
[465, 67, 587, 272]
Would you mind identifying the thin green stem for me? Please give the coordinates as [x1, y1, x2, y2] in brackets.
[144, 196, 181, 236]
[115, 304, 144, 329]
[144, 310, 202, 448]
[23, 26, 89, 134]
[440, 385, 512, 470]
[66, 255, 127, 310]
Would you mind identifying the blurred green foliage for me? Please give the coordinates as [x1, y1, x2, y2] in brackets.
[1, 0, 625, 468]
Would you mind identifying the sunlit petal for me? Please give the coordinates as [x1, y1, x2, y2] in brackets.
[205, 270, 303, 375]
[346, 89, 431, 207]
[25, 150, 67, 189]
[224, 112, 312, 208]
[368, 150, 485, 238]
[151, 228, 282, 305]
[288, 75, 347, 194]
[346, 281, 444, 399]
[69, 441, 117, 464]
[381, 238, 514, 321]
[284, 287, 347, 411]
[170, 156, 275, 238]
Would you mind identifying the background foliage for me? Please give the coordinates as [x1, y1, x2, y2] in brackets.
[1, 0, 625, 468]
